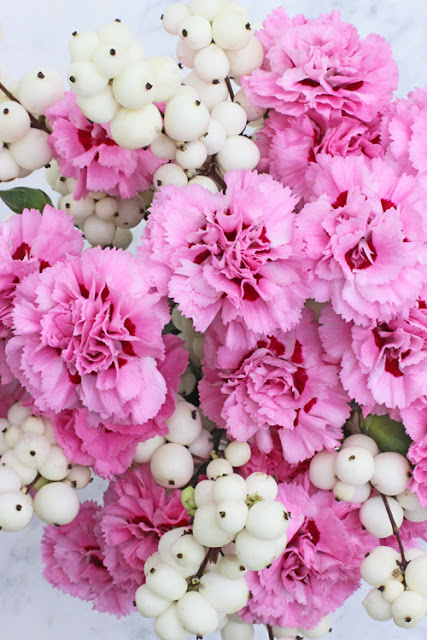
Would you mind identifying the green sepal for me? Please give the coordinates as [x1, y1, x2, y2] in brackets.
[181, 486, 197, 517]
[362, 414, 412, 456]
[0, 187, 52, 214]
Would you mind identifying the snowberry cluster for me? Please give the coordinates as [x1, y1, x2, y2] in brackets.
[309, 433, 424, 537]
[149, 0, 265, 190]
[136, 451, 290, 640]
[0, 68, 64, 181]
[191, 465, 289, 570]
[362, 546, 427, 629]
[67, 20, 181, 148]
[133, 397, 212, 488]
[45, 160, 152, 247]
[0, 402, 90, 531]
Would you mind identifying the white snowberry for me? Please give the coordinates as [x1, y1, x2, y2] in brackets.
[9, 128, 52, 171]
[76, 85, 119, 123]
[360, 546, 401, 587]
[309, 450, 337, 491]
[83, 215, 116, 247]
[153, 163, 188, 189]
[335, 446, 375, 486]
[0, 491, 33, 531]
[0, 101, 30, 143]
[150, 442, 194, 488]
[359, 496, 403, 538]
[165, 401, 202, 446]
[226, 36, 264, 78]
[370, 452, 411, 496]
[179, 16, 213, 51]
[112, 61, 157, 109]
[135, 584, 171, 618]
[18, 69, 64, 115]
[33, 481, 80, 525]
[165, 95, 210, 142]
[216, 135, 260, 171]
[110, 104, 162, 149]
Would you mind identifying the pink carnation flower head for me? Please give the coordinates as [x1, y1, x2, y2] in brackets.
[256, 111, 382, 200]
[242, 9, 398, 122]
[400, 406, 427, 507]
[46, 92, 163, 199]
[140, 170, 309, 346]
[319, 300, 427, 414]
[41, 501, 133, 617]
[100, 464, 190, 590]
[199, 308, 350, 464]
[241, 481, 377, 630]
[51, 334, 187, 479]
[0, 205, 83, 336]
[297, 155, 427, 326]
[380, 87, 427, 177]
[6, 246, 174, 426]
[0, 205, 83, 385]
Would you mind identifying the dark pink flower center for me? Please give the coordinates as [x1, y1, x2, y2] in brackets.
[345, 237, 376, 271]
[373, 323, 403, 378]
[190, 213, 272, 303]
[78, 127, 116, 152]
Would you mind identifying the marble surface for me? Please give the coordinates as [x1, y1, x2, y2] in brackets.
[1, 1, 427, 638]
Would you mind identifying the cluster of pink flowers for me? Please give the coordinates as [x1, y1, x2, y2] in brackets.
[41, 465, 190, 616]
[241, 477, 377, 629]
[46, 92, 163, 199]
[2, 5, 427, 636]
[0, 208, 188, 478]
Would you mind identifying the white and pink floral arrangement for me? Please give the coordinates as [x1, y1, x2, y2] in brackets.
[1, 1, 427, 638]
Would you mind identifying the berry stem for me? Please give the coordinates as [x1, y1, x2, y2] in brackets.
[380, 493, 408, 569]
[24, 472, 42, 494]
[195, 547, 220, 579]
[0, 81, 50, 133]
[267, 624, 274, 640]
[225, 76, 235, 101]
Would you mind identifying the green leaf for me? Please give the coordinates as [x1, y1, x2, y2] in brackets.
[363, 414, 412, 456]
[0, 187, 52, 214]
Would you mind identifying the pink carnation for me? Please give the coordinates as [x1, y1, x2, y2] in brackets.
[51, 334, 187, 479]
[0, 378, 26, 418]
[380, 87, 427, 176]
[239, 435, 311, 484]
[41, 501, 132, 617]
[99, 465, 190, 591]
[241, 481, 377, 629]
[140, 170, 309, 346]
[199, 309, 350, 464]
[297, 155, 427, 326]
[6, 247, 173, 425]
[256, 111, 382, 200]
[0, 206, 83, 336]
[242, 10, 397, 121]
[46, 92, 163, 199]
[319, 301, 427, 414]
[0, 206, 83, 386]
[400, 407, 427, 506]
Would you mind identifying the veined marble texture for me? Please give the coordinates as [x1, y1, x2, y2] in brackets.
[1, 1, 427, 639]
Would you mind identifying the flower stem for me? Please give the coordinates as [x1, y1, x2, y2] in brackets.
[267, 624, 274, 640]
[381, 493, 408, 569]
[0, 80, 50, 133]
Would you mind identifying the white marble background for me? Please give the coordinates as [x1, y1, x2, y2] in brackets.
[1, 1, 427, 638]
